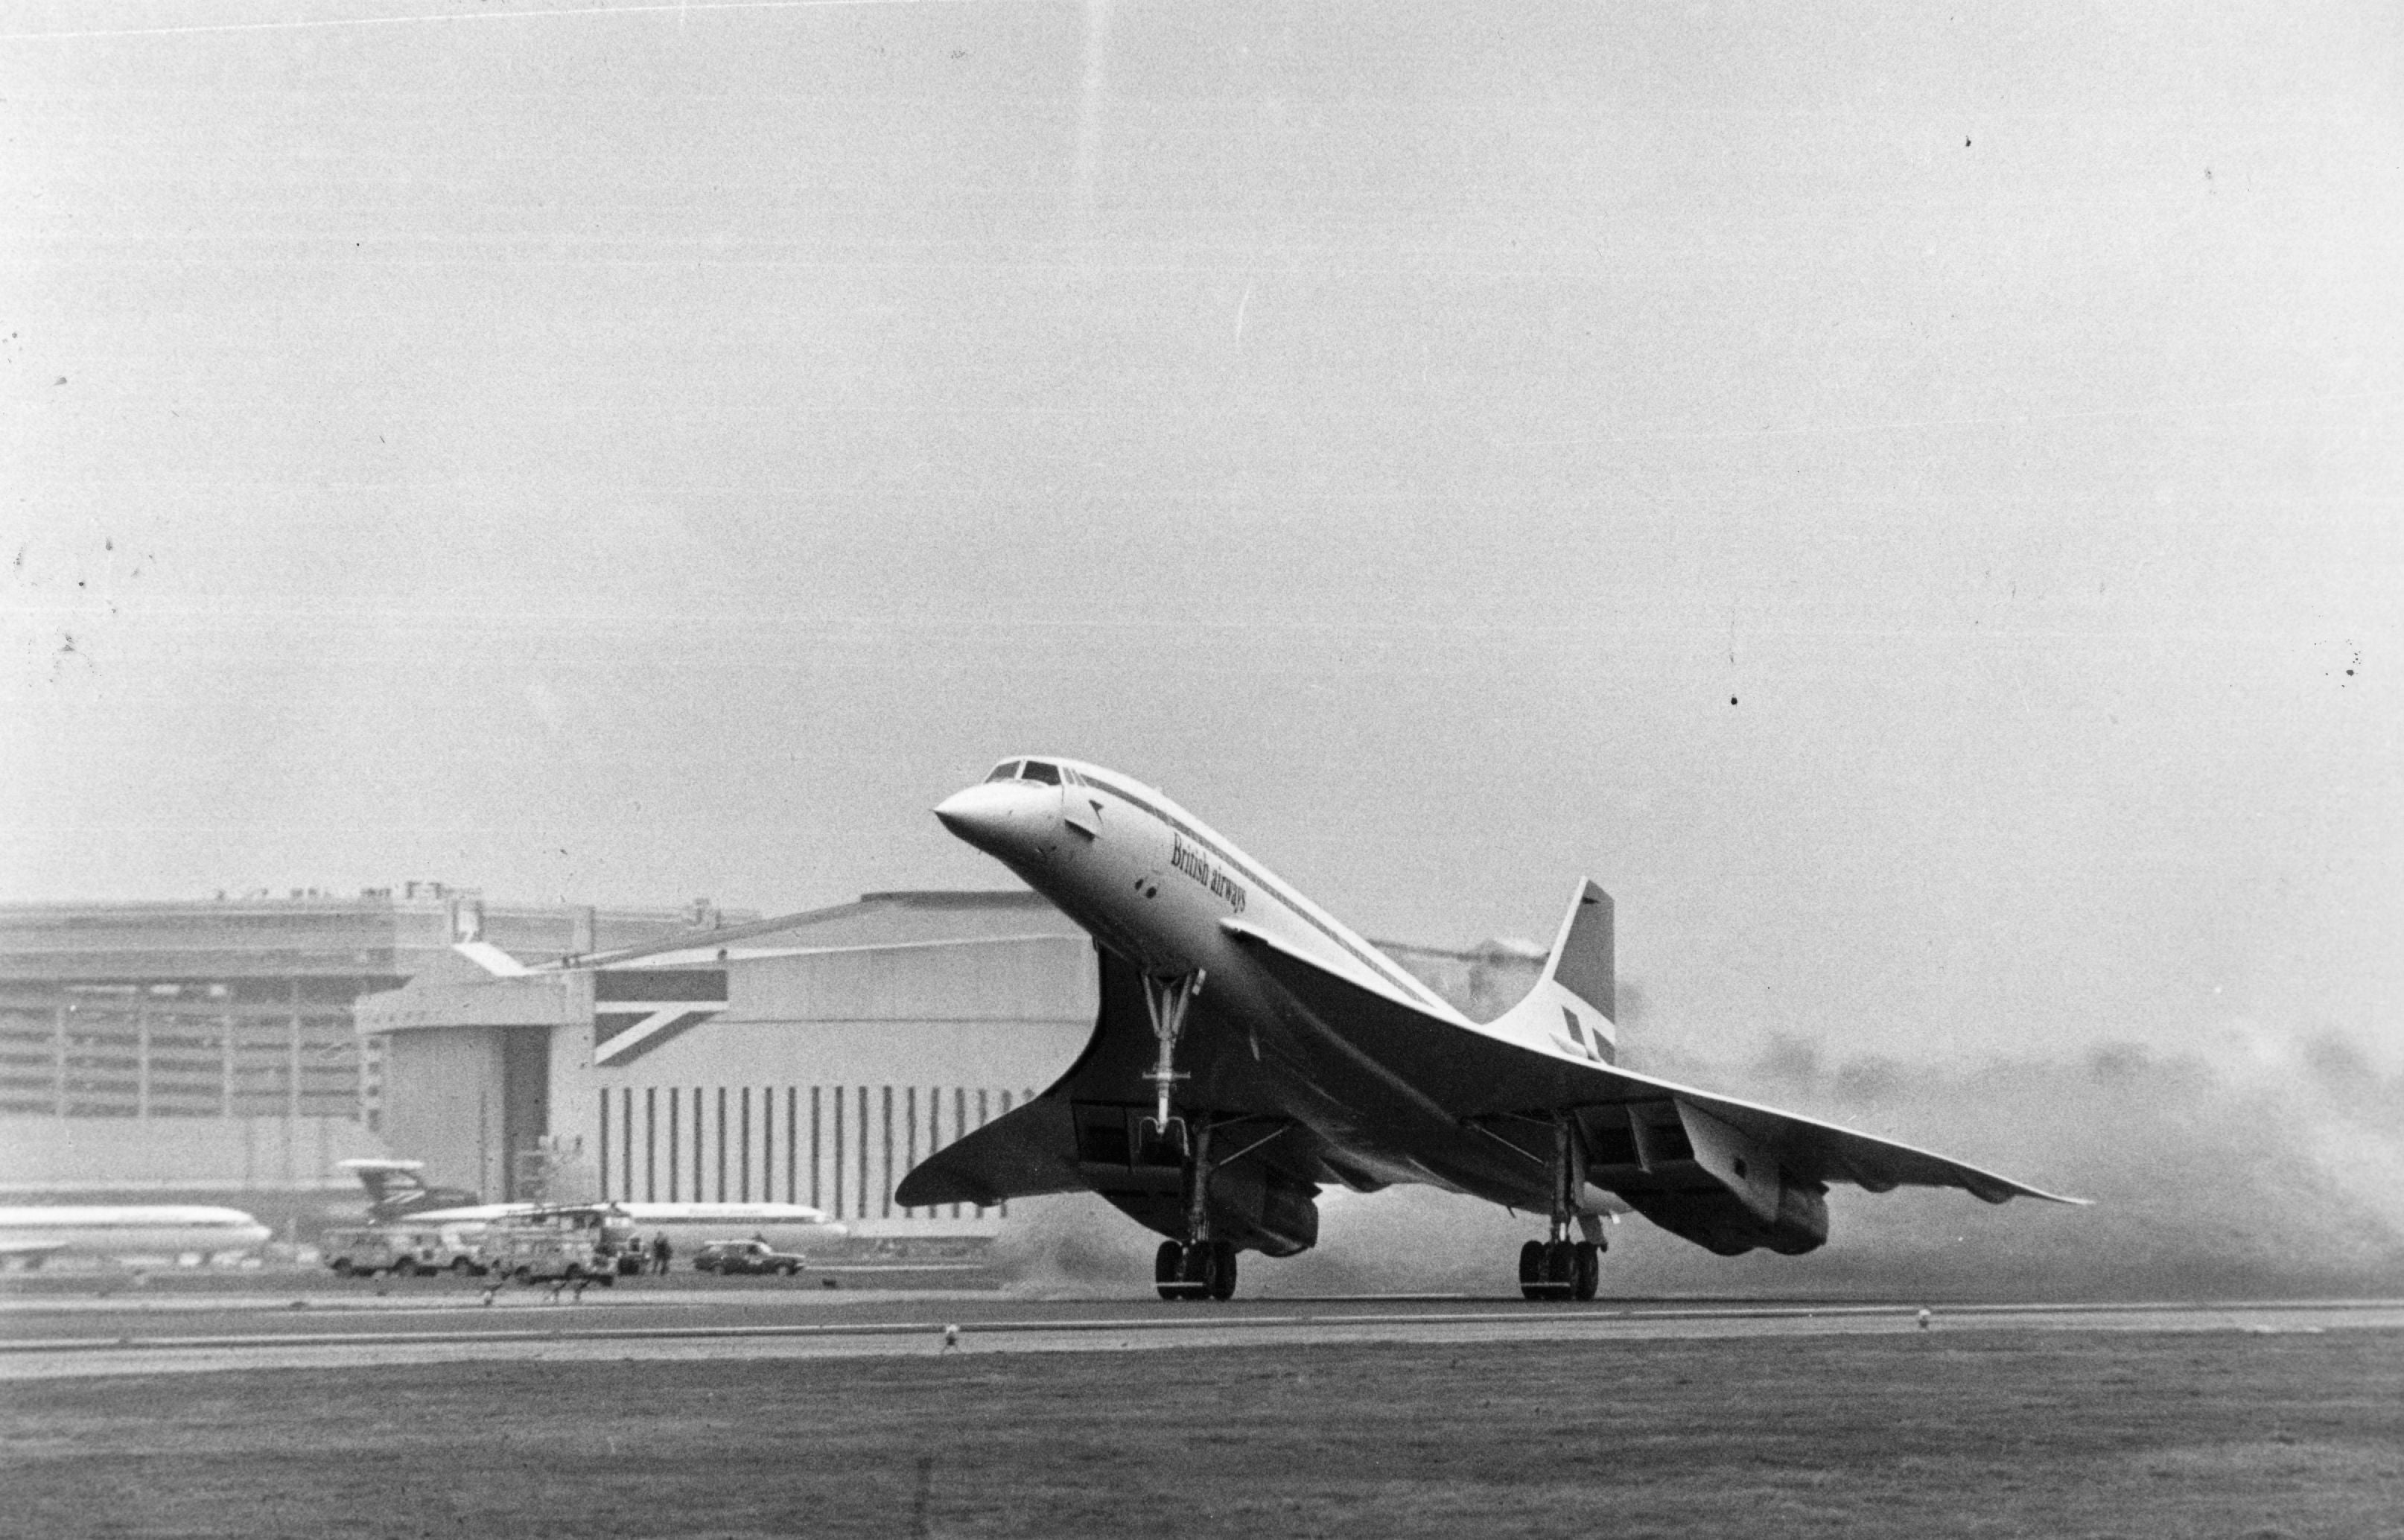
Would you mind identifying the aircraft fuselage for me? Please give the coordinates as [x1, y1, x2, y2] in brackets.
[935, 757, 1558, 1205]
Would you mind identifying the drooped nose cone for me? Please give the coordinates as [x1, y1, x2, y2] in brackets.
[933, 781, 1034, 856]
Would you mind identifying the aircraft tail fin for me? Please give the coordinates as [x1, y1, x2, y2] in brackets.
[338, 1157, 477, 1220]
[1495, 879, 1617, 1063]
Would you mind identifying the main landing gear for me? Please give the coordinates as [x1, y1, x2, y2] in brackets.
[1153, 1103, 1242, 1302]
[1519, 1110, 1603, 1302]
[1140, 970, 1241, 1302]
[1157, 1238, 1238, 1302]
[1518, 1236, 1600, 1302]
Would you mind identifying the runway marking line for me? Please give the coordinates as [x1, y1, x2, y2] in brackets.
[7, 1299, 2400, 1358]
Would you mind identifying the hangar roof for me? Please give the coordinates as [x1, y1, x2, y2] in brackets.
[354, 888, 1081, 1038]
[574, 888, 1075, 970]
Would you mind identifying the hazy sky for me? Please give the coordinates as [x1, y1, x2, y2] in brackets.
[6, 2, 2398, 1066]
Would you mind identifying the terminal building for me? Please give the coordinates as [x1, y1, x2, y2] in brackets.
[0, 889, 733, 1221]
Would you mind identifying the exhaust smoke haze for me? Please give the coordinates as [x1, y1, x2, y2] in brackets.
[996, 1028, 2404, 1301]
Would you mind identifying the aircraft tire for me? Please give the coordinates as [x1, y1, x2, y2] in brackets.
[1206, 1241, 1238, 1301]
[1178, 1241, 1214, 1300]
[1519, 1240, 1574, 1301]
[1154, 1240, 1186, 1301]
[1572, 1241, 1600, 1302]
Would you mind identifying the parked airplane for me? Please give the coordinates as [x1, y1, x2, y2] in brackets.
[900, 757, 2085, 1301]
[0, 1205, 272, 1268]
[338, 1159, 851, 1253]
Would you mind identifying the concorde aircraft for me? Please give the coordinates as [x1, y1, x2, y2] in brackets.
[897, 757, 2084, 1302]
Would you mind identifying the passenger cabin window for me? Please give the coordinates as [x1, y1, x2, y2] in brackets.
[1020, 760, 1061, 785]
[985, 761, 1022, 783]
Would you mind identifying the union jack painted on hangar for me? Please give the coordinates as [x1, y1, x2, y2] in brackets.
[593, 967, 728, 1066]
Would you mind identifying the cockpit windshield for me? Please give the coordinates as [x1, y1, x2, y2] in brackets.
[1020, 760, 1061, 785]
[985, 760, 1022, 783]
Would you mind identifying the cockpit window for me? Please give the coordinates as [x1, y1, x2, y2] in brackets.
[1020, 760, 1061, 786]
[985, 760, 1022, 783]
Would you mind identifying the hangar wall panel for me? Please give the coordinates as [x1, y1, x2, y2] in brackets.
[379, 1026, 508, 1202]
[578, 1066, 1081, 1221]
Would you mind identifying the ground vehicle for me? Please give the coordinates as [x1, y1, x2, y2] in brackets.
[691, 1239, 807, 1276]
[480, 1208, 638, 1285]
[322, 1224, 486, 1278]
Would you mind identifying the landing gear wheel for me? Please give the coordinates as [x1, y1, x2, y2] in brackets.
[1542, 1239, 1577, 1299]
[1177, 1241, 1215, 1301]
[1156, 1240, 1232, 1302]
[1572, 1241, 1600, 1302]
[1206, 1241, 1238, 1301]
[1519, 1240, 1578, 1300]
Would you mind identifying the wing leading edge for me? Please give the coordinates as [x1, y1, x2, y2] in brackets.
[1221, 920, 2085, 1211]
[893, 1095, 1085, 1209]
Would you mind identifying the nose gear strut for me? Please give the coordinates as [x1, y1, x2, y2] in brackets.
[1139, 969, 1205, 1149]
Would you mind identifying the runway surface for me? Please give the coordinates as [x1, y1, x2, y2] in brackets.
[5, 1278, 2397, 1378]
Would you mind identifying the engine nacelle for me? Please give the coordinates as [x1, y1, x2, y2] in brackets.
[1206, 1163, 1320, 1258]
[1617, 1101, 1830, 1256]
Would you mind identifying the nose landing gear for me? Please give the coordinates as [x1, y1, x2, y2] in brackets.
[1139, 969, 1204, 1148]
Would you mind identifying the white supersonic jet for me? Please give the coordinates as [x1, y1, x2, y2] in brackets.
[898, 756, 2084, 1302]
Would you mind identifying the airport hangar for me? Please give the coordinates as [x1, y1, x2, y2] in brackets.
[0, 889, 719, 1235]
[352, 891, 1542, 1241]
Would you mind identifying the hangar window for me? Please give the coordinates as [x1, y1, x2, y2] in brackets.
[1020, 760, 1061, 786]
[985, 760, 1023, 783]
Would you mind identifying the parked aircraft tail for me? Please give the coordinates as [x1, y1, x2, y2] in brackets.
[1495, 879, 1617, 1063]
[338, 1158, 482, 1221]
